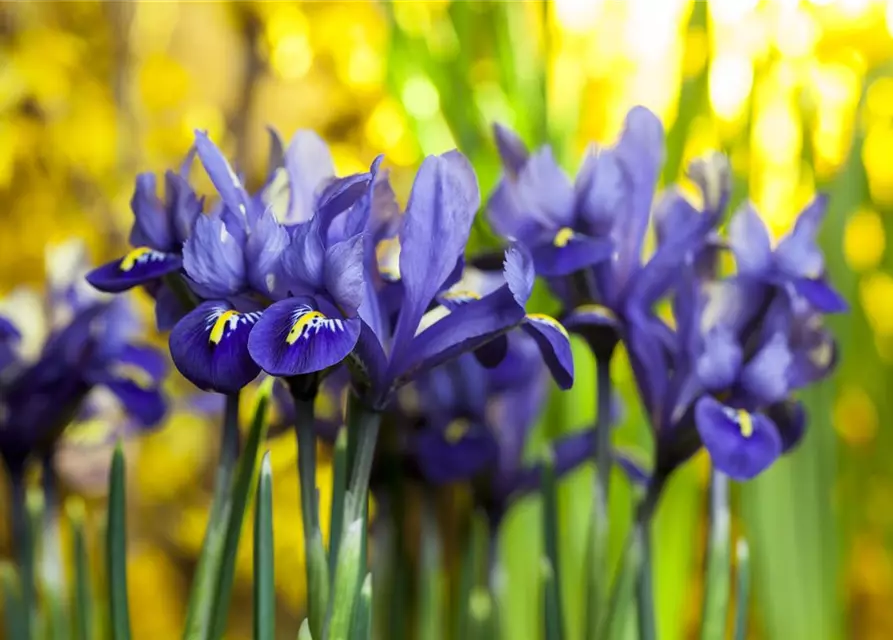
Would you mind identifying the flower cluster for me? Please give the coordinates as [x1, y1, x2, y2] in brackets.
[0, 241, 167, 479]
[87, 129, 573, 411]
[489, 106, 845, 481]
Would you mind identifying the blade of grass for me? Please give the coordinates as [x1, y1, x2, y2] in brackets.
[1, 561, 26, 640]
[106, 444, 131, 640]
[733, 539, 751, 640]
[328, 519, 365, 640]
[351, 574, 373, 640]
[253, 453, 275, 640]
[699, 471, 731, 640]
[68, 499, 93, 640]
[207, 381, 272, 640]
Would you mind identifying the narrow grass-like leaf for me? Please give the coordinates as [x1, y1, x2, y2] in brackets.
[542, 558, 561, 640]
[417, 499, 443, 640]
[207, 381, 272, 640]
[600, 526, 642, 640]
[254, 453, 274, 640]
[68, 499, 93, 640]
[467, 587, 495, 640]
[307, 530, 330, 638]
[733, 539, 751, 640]
[351, 573, 373, 640]
[328, 519, 365, 640]
[106, 444, 131, 640]
[1, 561, 26, 640]
[700, 472, 731, 640]
[297, 619, 313, 640]
[329, 427, 348, 576]
[456, 512, 486, 639]
[8, 475, 33, 640]
[540, 451, 564, 640]
[182, 392, 242, 639]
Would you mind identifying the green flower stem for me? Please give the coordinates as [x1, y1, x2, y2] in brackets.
[207, 383, 272, 640]
[329, 427, 348, 576]
[733, 539, 751, 640]
[351, 574, 373, 640]
[417, 497, 443, 640]
[586, 352, 614, 639]
[68, 500, 93, 640]
[41, 452, 69, 640]
[540, 451, 564, 640]
[1, 561, 25, 640]
[8, 468, 33, 640]
[344, 396, 381, 526]
[182, 392, 241, 640]
[253, 453, 275, 640]
[106, 444, 131, 640]
[634, 480, 665, 640]
[288, 376, 329, 638]
[700, 470, 732, 640]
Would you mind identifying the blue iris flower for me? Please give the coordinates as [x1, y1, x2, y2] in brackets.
[1, 243, 167, 476]
[490, 107, 731, 358]
[299, 151, 577, 410]
[160, 130, 378, 394]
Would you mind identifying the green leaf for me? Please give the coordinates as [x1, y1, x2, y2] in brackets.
[329, 427, 348, 576]
[468, 587, 495, 640]
[68, 499, 93, 640]
[1, 561, 26, 640]
[253, 453, 275, 640]
[106, 444, 131, 640]
[600, 526, 642, 640]
[540, 452, 564, 640]
[307, 530, 330, 638]
[351, 574, 373, 640]
[328, 519, 365, 640]
[207, 381, 272, 640]
[297, 619, 313, 640]
[182, 392, 242, 640]
[8, 476, 33, 640]
[417, 500, 443, 640]
[700, 473, 731, 640]
[733, 539, 751, 640]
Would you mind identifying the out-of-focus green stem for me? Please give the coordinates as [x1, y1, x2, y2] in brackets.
[733, 539, 751, 640]
[107, 444, 131, 640]
[182, 392, 241, 639]
[540, 451, 564, 640]
[1, 561, 26, 640]
[352, 574, 373, 640]
[254, 453, 275, 640]
[41, 452, 69, 640]
[467, 587, 495, 640]
[68, 499, 93, 640]
[700, 470, 732, 640]
[417, 497, 443, 640]
[329, 427, 349, 576]
[634, 481, 664, 640]
[8, 468, 33, 639]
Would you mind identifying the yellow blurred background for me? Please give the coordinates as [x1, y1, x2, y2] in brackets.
[1, 1, 892, 638]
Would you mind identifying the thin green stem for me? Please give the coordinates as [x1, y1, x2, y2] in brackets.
[540, 452, 564, 640]
[329, 427, 348, 577]
[253, 454, 275, 640]
[9, 467, 33, 640]
[41, 452, 69, 640]
[700, 470, 732, 640]
[634, 481, 664, 640]
[182, 392, 241, 639]
[733, 539, 751, 640]
[345, 399, 381, 525]
[107, 445, 131, 640]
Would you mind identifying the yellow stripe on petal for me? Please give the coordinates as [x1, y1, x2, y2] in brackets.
[209, 311, 239, 345]
[737, 409, 753, 438]
[443, 290, 481, 302]
[376, 237, 401, 281]
[286, 311, 326, 345]
[526, 313, 569, 339]
[574, 304, 618, 322]
[445, 418, 470, 444]
[553, 227, 575, 248]
[120, 247, 154, 272]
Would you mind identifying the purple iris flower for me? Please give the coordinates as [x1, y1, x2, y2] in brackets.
[311, 151, 576, 410]
[727, 197, 848, 313]
[490, 107, 731, 359]
[405, 335, 645, 521]
[86, 151, 203, 329]
[163, 130, 378, 394]
[1, 247, 167, 476]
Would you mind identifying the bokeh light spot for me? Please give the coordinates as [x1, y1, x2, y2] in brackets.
[844, 208, 886, 272]
[709, 54, 753, 122]
[402, 76, 440, 120]
[833, 385, 879, 447]
[860, 272, 893, 337]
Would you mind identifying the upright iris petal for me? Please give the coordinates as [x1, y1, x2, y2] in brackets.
[169, 301, 262, 393]
[694, 396, 782, 480]
[182, 214, 247, 299]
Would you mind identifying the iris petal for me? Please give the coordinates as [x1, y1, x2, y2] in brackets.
[522, 314, 574, 390]
[194, 130, 253, 222]
[694, 397, 782, 480]
[740, 332, 792, 405]
[493, 123, 529, 178]
[103, 377, 167, 428]
[248, 296, 360, 377]
[413, 421, 498, 485]
[86, 249, 182, 293]
[531, 233, 613, 277]
[169, 301, 262, 393]
[696, 327, 742, 392]
[790, 278, 848, 313]
[182, 214, 246, 298]
[728, 203, 773, 276]
[129, 174, 174, 251]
